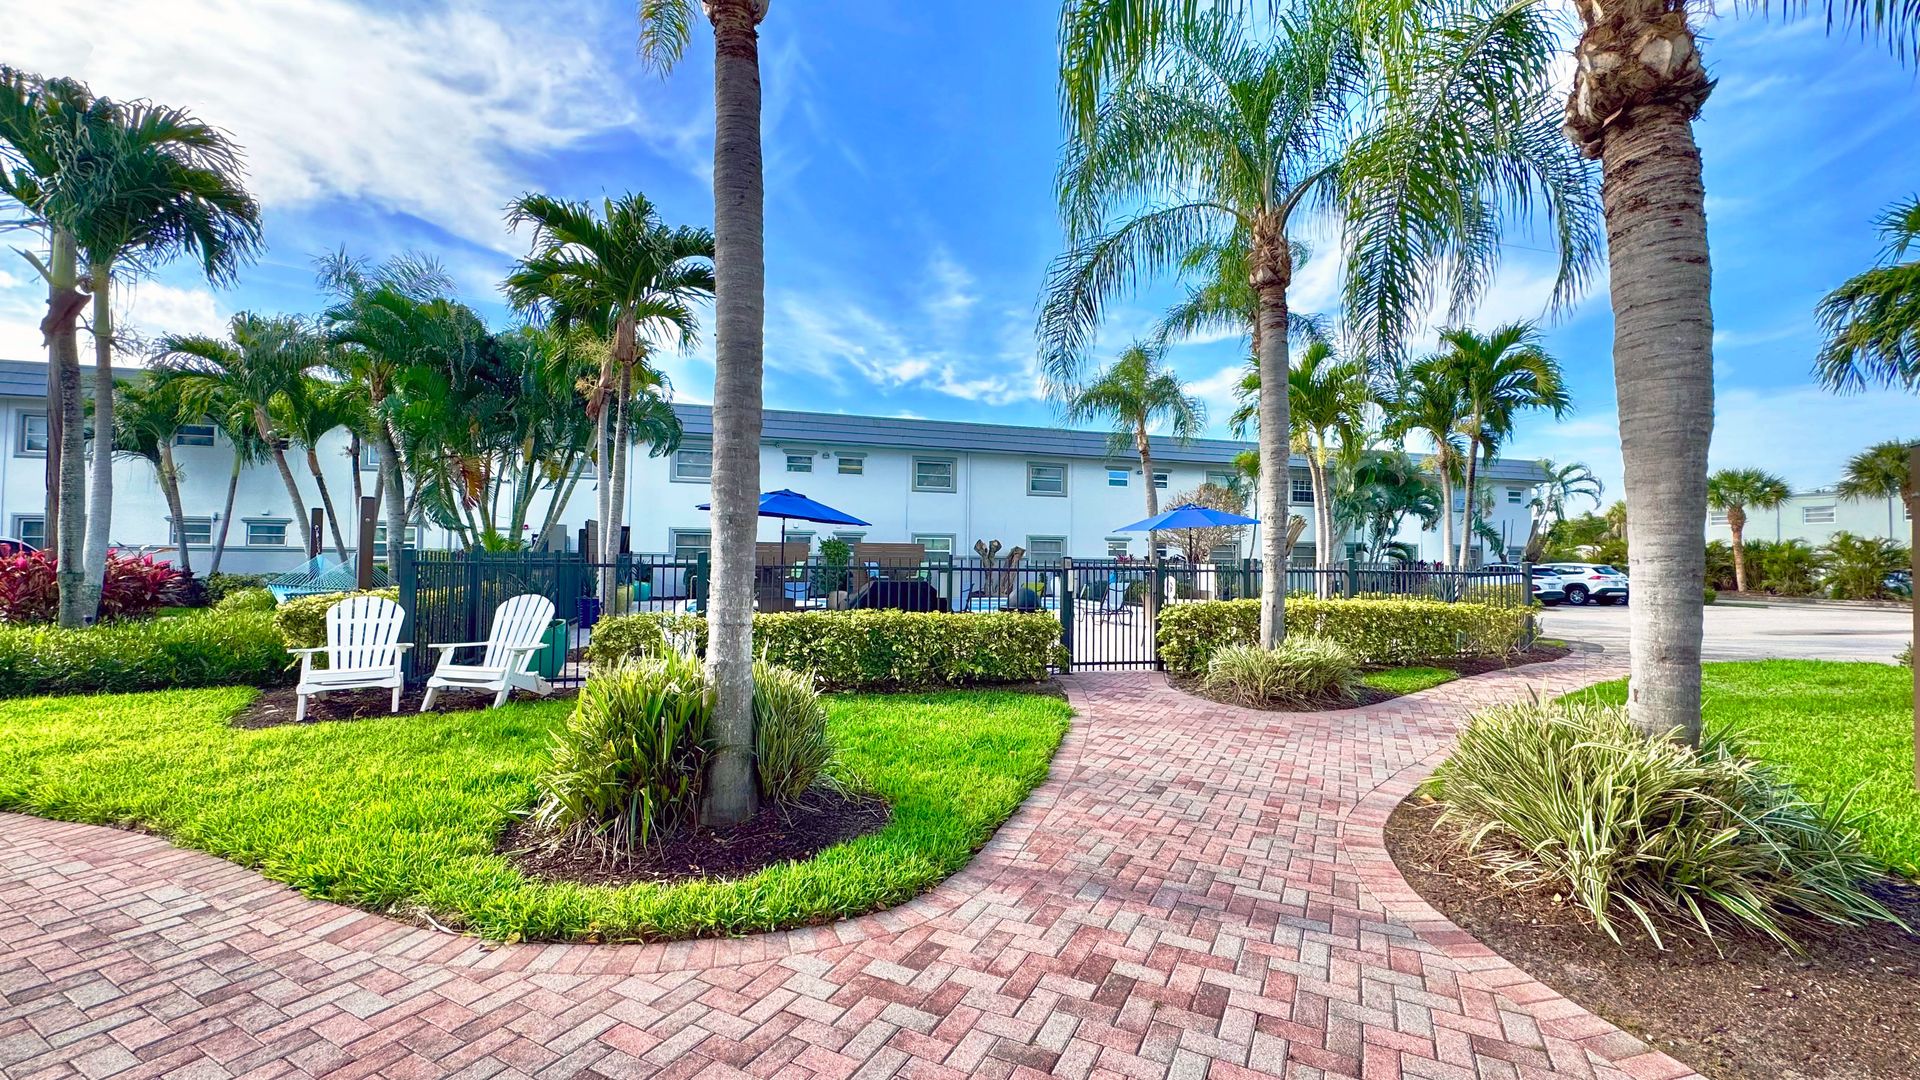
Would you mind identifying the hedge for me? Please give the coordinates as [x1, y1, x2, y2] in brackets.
[585, 610, 1068, 690]
[272, 589, 401, 650]
[0, 610, 292, 697]
[1158, 597, 1533, 677]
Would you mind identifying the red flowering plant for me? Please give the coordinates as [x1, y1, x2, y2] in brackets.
[0, 550, 187, 623]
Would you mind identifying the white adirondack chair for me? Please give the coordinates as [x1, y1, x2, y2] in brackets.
[420, 594, 556, 711]
[291, 595, 412, 723]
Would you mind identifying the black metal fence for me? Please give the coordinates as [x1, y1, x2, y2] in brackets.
[394, 549, 1529, 682]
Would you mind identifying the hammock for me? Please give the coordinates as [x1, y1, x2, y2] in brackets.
[266, 555, 394, 603]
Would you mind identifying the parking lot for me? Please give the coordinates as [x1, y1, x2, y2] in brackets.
[1542, 598, 1911, 662]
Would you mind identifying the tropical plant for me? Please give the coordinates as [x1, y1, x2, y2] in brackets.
[751, 660, 833, 803]
[1236, 342, 1370, 565]
[1331, 450, 1443, 564]
[1706, 468, 1792, 594]
[1046, 1, 1597, 648]
[638, 0, 772, 828]
[1821, 532, 1909, 601]
[1523, 459, 1603, 561]
[157, 315, 321, 543]
[1816, 198, 1920, 394]
[1748, 539, 1823, 597]
[272, 377, 363, 559]
[1382, 356, 1469, 562]
[110, 376, 198, 576]
[1062, 341, 1204, 527]
[1202, 635, 1358, 708]
[203, 387, 271, 576]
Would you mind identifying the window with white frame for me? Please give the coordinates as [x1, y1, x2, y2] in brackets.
[1708, 509, 1728, 526]
[1026, 536, 1066, 564]
[1452, 490, 1467, 511]
[358, 440, 381, 471]
[171, 517, 213, 547]
[1027, 462, 1067, 496]
[1106, 537, 1130, 557]
[1803, 504, 1837, 524]
[1506, 486, 1524, 504]
[174, 424, 216, 447]
[16, 412, 48, 456]
[785, 451, 812, 473]
[13, 515, 45, 550]
[1152, 469, 1169, 489]
[1290, 475, 1313, 504]
[372, 522, 422, 557]
[671, 445, 712, 482]
[245, 520, 288, 547]
[1208, 541, 1239, 564]
[1107, 467, 1129, 487]
[669, 529, 711, 562]
[913, 534, 955, 562]
[836, 453, 865, 475]
[1205, 470, 1235, 488]
[913, 457, 955, 492]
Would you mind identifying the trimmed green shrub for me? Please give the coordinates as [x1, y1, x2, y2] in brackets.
[202, 572, 270, 606]
[1703, 586, 1717, 605]
[272, 588, 401, 650]
[1426, 698, 1898, 948]
[753, 660, 833, 802]
[1159, 597, 1531, 677]
[1202, 635, 1357, 708]
[527, 650, 716, 856]
[214, 587, 277, 613]
[0, 610, 291, 696]
[586, 610, 1067, 690]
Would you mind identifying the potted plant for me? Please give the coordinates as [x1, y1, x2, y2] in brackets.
[814, 538, 853, 609]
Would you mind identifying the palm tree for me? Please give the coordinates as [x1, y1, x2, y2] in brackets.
[1286, 343, 1370, 566]
[1816, 198, 1920, 393]
[1047, 4, 1596, 646]
[1333, 450, 1442, 564]
[110, 376, 196, 577]
[1523, 459, 1603, 561]
[1382, 357, 1469, 566]
[204, 388, 270, 576]
[1429, 323, 1568, 567]
[274, 376, 365, 560]
[1062, 341, 1204, 524]
[157, 314, 319, 538]
[1706, 468, 1792, 595]
[639, 0, 772, 828]
[1837, 439, 1915, 537]
[503, 192, 713, 600]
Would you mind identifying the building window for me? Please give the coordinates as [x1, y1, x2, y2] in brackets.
[1802, 504, 1837, 525]
[836, 453, 865, 476]
[913, 457, 955, 492]
[1290, 475, 1314, 504]
[358, 441, 381, 471]
[13, 515, 45, 550]
[171, 517, 213, 547]
[781, 532, 813, 557]
[16, 412, 48, 456]
[1107, 468, 1129, 487]
[1106, 537, 1130, 558]
[913, 534, 955, 562]
[785, 451, 812, 473]
[245, 520, 288, 547]
[1707, 510, 1728, 526]
[671, 445, 712, 482]
[1451, 490, 1467, 511]
[173, 423, 216, 447]
[1209, 541, 1239, 564]
[1152, 470, 1169, 489]
[1027, 463, 1067, 497]
[1205, 470, 1234, 488]
[372, 522, 422, 557]
[1506, 487, 1524, 505]
[1026, 536, 1066, 565]
[670, 529, 711, 562]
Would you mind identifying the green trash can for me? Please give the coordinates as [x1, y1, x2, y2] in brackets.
[534, 619, 571, 679]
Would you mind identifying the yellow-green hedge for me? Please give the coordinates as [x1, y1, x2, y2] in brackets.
[1158, 597, 1533, 677]
[585, 610, 1068, 691]
[271, 589, 401, 650]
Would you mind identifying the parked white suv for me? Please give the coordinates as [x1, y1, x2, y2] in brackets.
[1541, 563, 1629, 606]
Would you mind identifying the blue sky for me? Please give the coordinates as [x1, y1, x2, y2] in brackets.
[2, 0, 1916, 504]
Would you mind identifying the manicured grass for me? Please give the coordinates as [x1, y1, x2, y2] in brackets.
[0, 686, 1069, 942]
[1574, 661, 1920, 877]
[1360, 666, 1459, 696]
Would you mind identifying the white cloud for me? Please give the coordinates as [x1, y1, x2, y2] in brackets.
[3, 0, 649, 252]
[109, 282, 231, 361]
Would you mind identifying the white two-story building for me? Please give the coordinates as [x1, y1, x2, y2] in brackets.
[0, 358, 1548, 572]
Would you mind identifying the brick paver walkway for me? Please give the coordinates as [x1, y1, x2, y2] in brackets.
[0, 660, 1704, 1080]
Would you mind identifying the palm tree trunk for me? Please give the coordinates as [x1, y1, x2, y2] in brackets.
[259, 409, 310, 532]
[50, 235, 88, 628]
[157, 441, 192, 578]
[81, 263, 116, 616]
[603, 364, 632, 609]
[1728, 507, 1748, 593]
[1456, 435, 1481, 569]
[306, 447, 350, 559]
[209, 455, 241, 575]
[703, 0, 769, 827]
[1570, 9, 1714, 742]
[1437, 467, 1455, 568]
[1251, 220, 1291, 648]
[376, 420, 406, 564]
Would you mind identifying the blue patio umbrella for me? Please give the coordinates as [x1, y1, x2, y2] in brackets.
[1112, 503, 1260, 533]
[695, 489, 872, 564]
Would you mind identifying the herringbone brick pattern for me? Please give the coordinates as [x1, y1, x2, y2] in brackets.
[0, 660, 1703, 1079]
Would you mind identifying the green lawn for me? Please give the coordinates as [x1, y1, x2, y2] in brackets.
[1574, 661, 1920, 877]
[0, 686, 1069, 942]
[1360, 666, 1459, 696]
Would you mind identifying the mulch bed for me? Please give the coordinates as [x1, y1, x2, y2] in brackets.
[1386, 795, 1920, 1080]
[232, 685, 566, 728]
[1174, 642, 1573, 712]
[499, 789, 892, 887]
